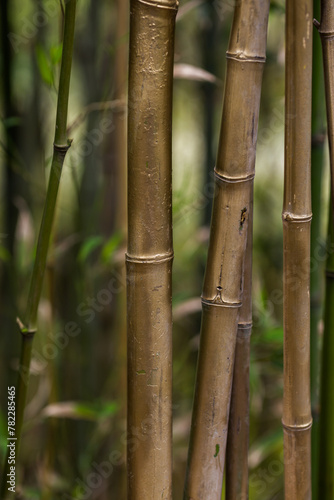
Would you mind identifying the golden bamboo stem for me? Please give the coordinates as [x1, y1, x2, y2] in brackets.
[226, 190, 253, 500]
[282, 1, 313, 498]
[127, 0, 178, 498]
[183, 1, 269, 498]
[315, 1, 334, 222]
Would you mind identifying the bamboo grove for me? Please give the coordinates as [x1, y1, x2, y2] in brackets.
[1, 0, 334, 498]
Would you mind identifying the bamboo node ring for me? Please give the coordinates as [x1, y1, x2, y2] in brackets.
[226, 51, 266, 64]
[214, 169, 255, 184]
[314, 23, 334, 39]
[237, 322, 252, 330]
[282, 212, 312, 222]
[16, 317, 37, 338]
[53, 143, 71, 153]
[201, 297, 241, 308]
[281, 420, 313, 432]
[137, 0, 179, 10]
[126, 252, 174, 264]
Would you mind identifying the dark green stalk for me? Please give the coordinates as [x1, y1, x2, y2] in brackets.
[1, 2, 77, 497]
[310, 1, 326, 497]
[318, 203, 334, 498]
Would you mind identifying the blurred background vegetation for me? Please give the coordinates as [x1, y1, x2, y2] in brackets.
[0, 0, 329, 498]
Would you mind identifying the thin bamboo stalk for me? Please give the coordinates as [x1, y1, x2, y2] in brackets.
[1, 2, 77, 497]
[108, 2, 128, 497]
[282, 0, 313, 498]
[316, 6, 334, 495]
[316, 0, 334, 222]
[226, 190, 253, 500]
[127, 1, 178, 498]
[310, 1, 326, 496]
[318, 204, 334, 498]
[183, 1, 269, 498]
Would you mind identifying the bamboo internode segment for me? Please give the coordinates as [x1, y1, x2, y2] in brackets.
[226, 192, 253, 500]
[283, 0, 313, 498]
[183, 1, 269, 498]
[127, 0, 177, 498]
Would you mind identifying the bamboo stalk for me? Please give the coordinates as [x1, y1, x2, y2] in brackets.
[127, 1, 178, 498]
[183, 1, 269, 498]
[282, 1, 313, 498]
[316, 5, 334, 495]
[226, 190, 253, 500]
[310, 0, 326, 496]
[316, 0, 334, 222]
[318, 204, 334, 498]
[1, 2, 77, 497]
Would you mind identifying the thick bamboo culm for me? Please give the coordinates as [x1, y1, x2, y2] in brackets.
[316, 1, 334, 222]
[226, 191, 253, 500]
[183, 1, 269, 498]
[282, 1, 313, 499]
[127, 0, 178, 498]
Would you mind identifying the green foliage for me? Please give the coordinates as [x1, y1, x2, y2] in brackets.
[35, 43, 63, 87]
[78, 236, 104, 263]
[36, 44, 54, 86]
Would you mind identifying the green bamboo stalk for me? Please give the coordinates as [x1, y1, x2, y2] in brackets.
[282, 0, 313, 498]
[226, 188, 253, 500]
[310, 0, 326, 496]
[108, 2, 128, 497]
[318, 203, 334, 498]
[1, 2, 76, 497]
[127, 0, 178, 498]
[183, 1, 269, 498]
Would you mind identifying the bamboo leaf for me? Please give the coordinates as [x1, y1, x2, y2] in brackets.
[50, 43, 63, 65]
[78, 235, 104, 263]
[100, 231, 123, 264]
[35, 44, 53, 86]
[41, 401, 118, 421]
[174, 63, 220, 85]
